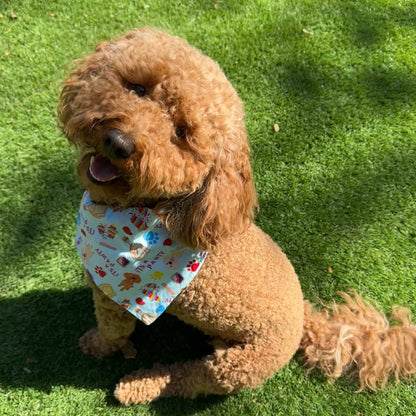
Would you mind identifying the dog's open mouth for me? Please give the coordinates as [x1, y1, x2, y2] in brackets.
[88, 153, 122, 184]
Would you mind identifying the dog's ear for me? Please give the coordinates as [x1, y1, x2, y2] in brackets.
[160, 127, 257, 251]
[58, 56, 100, 140]
[59, 44, 111, 142]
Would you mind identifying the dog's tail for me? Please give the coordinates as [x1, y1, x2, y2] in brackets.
[300, 291, 416, 390]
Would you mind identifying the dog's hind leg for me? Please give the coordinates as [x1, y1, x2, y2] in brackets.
[114, 335, 295, 404]
[79, 272, 137, 359]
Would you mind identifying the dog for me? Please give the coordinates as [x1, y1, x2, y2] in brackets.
[59, 28, 416, 405]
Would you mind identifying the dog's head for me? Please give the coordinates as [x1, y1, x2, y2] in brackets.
[59, 28, 257, 250]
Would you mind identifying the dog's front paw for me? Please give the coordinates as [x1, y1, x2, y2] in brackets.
[79, 328, 137, 359]
[120, 340, 137, 359]
[79, 328, 116, 359]
[114, 369, 171, 405]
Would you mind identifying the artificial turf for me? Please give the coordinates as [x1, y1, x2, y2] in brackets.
[1, 0, 415, 415]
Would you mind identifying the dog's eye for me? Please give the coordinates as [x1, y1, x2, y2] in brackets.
[175, 126, 187, 139]
[131, 84, 146, 97]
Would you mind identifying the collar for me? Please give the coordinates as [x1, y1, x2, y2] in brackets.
[75, 191, 208, 325]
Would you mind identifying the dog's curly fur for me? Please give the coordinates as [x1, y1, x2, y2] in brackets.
[59, 28, 416, 405]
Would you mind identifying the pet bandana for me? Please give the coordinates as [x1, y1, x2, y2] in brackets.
[76, 191, 208, 325]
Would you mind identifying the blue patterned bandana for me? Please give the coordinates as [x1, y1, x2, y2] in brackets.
[76, 192, 208, 325]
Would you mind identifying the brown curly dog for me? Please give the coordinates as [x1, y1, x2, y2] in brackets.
[59, 28, 416, 405]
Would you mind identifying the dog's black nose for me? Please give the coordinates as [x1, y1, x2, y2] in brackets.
[102, 129, 135, 159]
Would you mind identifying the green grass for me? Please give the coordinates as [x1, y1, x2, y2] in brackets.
[1, 0, 416, 415]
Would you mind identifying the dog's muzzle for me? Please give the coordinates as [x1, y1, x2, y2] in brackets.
[87, 129, 135, 184]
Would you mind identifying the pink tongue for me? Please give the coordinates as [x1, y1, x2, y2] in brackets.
[89, 154, 121, 182]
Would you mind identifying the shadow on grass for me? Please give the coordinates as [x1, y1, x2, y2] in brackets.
[276, 57, 416, 130]
[0, 150, 81, 276]
[341, 2, 416, 48]
[0, 286, 219, 413]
